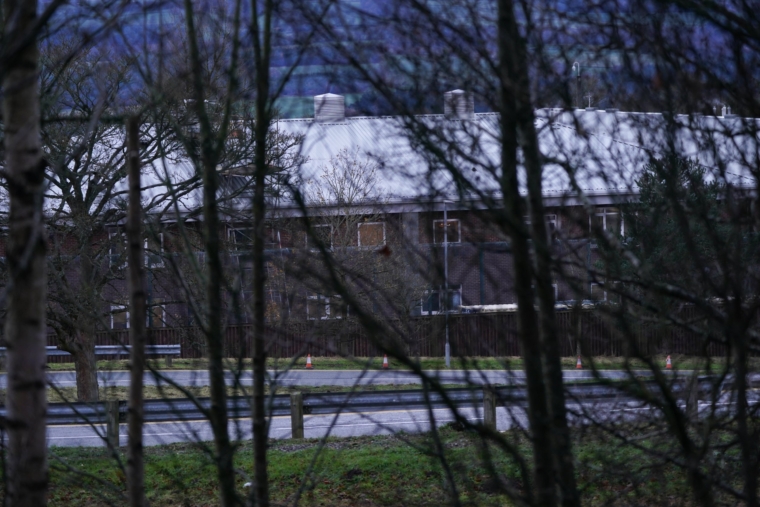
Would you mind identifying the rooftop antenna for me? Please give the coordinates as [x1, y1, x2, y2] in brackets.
[572, 62, 581, 109]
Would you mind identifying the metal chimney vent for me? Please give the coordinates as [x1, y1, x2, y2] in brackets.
[314, 93, 345, 122]
[444, 89, 474, 120]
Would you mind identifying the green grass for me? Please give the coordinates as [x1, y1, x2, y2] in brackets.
[44, 425, 699, 506]
[41, 354, 746, 372]
[34, 383, 468, 404]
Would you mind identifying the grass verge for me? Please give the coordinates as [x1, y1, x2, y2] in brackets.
[32, 383, 467, 404]
[41, 354, 741, 372]
[44, 425, 696, 506]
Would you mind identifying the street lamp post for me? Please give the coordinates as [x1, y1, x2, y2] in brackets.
[444, 200, 450, 368]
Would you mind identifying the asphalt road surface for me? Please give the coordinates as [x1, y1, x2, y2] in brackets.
[48, 398, 653, 448]
[48, 392, 721, 448]
[43, 378, 745, 448]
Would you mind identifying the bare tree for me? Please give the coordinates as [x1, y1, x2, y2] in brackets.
[131, 1, 310, 504]
[2, 1, 49, 505]
[125, 115, 147, 507]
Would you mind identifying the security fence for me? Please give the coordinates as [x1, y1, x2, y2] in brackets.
[43, 305, 739, 362]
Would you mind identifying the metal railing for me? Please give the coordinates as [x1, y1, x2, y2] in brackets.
[0, 344, 180, 358]
[24, 378, 720, 427]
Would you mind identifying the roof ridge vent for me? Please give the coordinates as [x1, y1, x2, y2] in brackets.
[314, 93, 345, 122]
[444, 89, 474, 120]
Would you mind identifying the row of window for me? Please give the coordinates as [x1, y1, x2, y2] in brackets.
[246, 209, 620, 250]
[305, 285, 468, 320]
[110, 300, 166, 329]
[230, 222, 388, 250]
[108, 231, 165, 268]
[108, 280, 619, 328]
[104, 208, 622, 268]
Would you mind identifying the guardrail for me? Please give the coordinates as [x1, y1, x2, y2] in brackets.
[38, 379, 721, 425]
[34, 382, 621, 426]
[0, 344, 181, 367]
[0, 376, 721, 446]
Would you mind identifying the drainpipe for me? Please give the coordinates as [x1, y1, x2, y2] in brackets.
[479, 245, 485, 305]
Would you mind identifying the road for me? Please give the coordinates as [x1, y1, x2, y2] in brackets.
[50, 390, 718, 448]
[15, 368, 724, 448]
[0, 368, 664, 390]
[49, 397, 652, 448]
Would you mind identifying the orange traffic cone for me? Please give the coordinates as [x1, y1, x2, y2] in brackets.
[575, 355, 582, 369]
[666, 355, 672, 370]
[382, 355, 389, 369]
[305, 354, 314, 369]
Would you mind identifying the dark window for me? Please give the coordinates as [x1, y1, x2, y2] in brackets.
[433, 219, 461, 243]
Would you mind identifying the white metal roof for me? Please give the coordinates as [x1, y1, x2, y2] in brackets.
[269, 108, 759, 214]
[13, 107, 759, 220]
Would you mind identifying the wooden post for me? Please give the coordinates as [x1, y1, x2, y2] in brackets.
[290, 392, 304, 439]
[686, 374, 699, 421]
[106, 400, 120, 448]
[483, 387, 497, 431]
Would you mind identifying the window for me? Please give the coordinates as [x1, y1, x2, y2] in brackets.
[545, 214, 559, 241]
[265, 227, 282, 250]
[306, 293, 345, 320]
[148, 298, 165, 327]
[524, 214, 560, 241]
[532, 283, 559, 302]
[590, 283, 606, 301]
[421, 285, 462, 314]
[108, 228, 127, 268]
[306, 224, 333, 249]
[229, 227, 254, 265]
[111, 305, 129, 329]
[590, 282, 620, 303]
[228, 227, 284, 250]
[145, 233, 164, 268]
[433, 219, 460, 243]
[229, 227, 253, 249]
[240, 290, 254, 322]
[422, 290, 440, 313]
[358, 222, 386, 247]
[591, 208, 622, 235]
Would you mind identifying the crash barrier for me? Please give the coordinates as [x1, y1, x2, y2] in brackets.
[0, 344, 181, 367]
[42, 306, 740, 362]
[7, 377, 720, 443]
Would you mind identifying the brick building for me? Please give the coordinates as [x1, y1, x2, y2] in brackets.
[18, 91, 757, 331]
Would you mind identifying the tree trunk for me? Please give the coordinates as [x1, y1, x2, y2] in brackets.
[125, 116, 147, 507]
[507, 11, 582, 506]
[496, 2, 556, 504]
[2, 1, 49, 505]
[65, 233, 100, 402]
[251, 7, 272, 506]
[733, 320, 757, 507]
[71, 338, 99, 402]
[182, 2, 239, 505]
